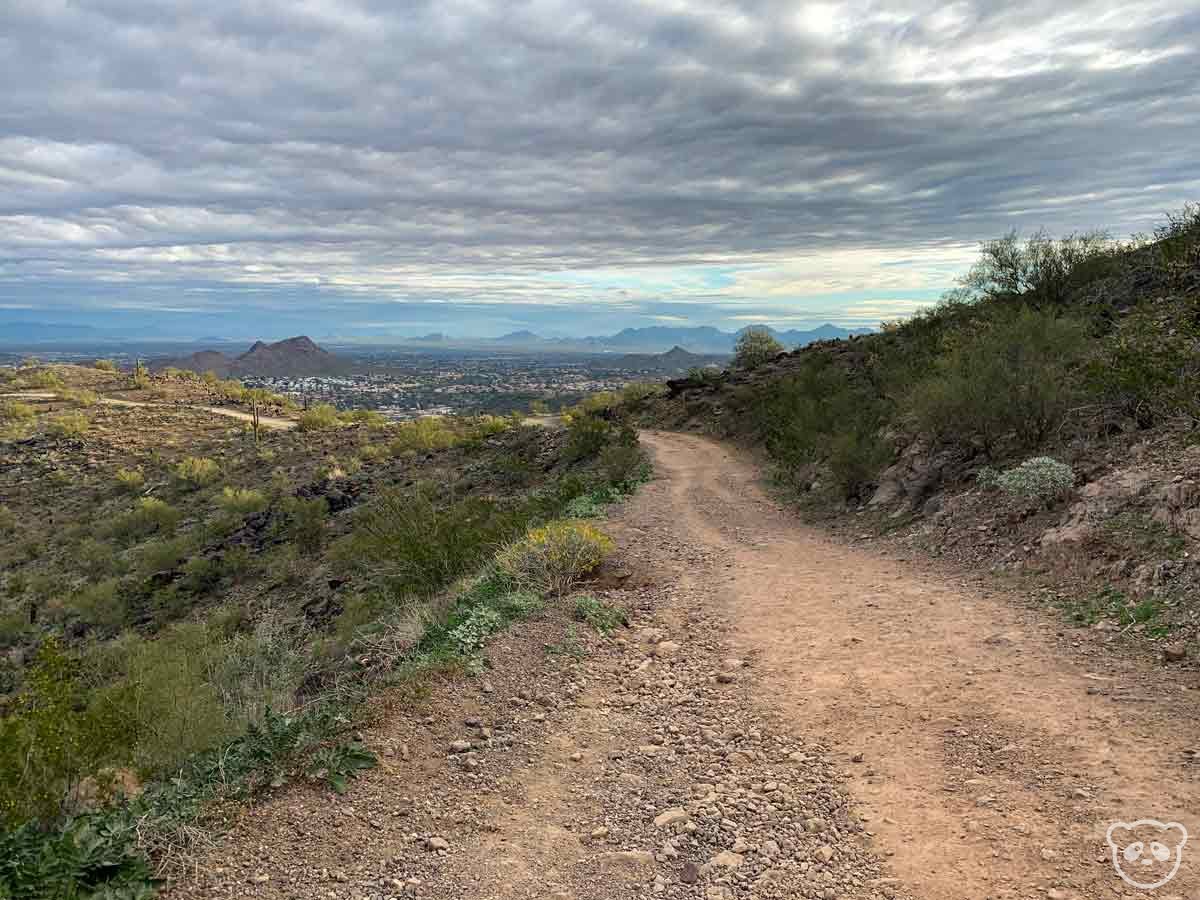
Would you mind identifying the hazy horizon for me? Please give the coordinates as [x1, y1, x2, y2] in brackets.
[3, 1, 1198, 337]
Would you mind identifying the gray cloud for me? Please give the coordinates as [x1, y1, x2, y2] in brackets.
[1, 0, 1198, 334]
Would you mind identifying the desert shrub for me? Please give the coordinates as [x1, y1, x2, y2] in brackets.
[72, 578, 127, 630]
[75, 538, 125, 577]
[0, 400, 35, 422]
[496, 521, 613, 596]
[172, 455, 220, 490]
[46, 411, 90, 438]
[87, 624, 235, 775]
[448, 604, 506, 655]
[338, 488, 529, 598]
[135, 534, 197, 576]
[60, 388, 98, 407]
[958, 229, 1117, 307]
[178, 556, 222, 595]
[113, 467, 144, 493]
[339, 408, 387, 427]
[904, 306, 1089, 455]
[218, 486, 267, 516]
[748, 354, 891, 499]
[599, 443, 648, 488]
[93, 359, 118, 372]
[0, 505, 14, 536]
[389, 416, 459, 451]
[356, 443, 387, 461]
[25, 370, 64, 390]
[573, 595, 626, 634]
[297, 403, 341, 431]
[564, 414, 613, 461]
[619, 381, 664, 407]
[104, 498, 182, 543]
[734, 327, 784, 370]
[983, 456, 1075, 504]
[0, 639, 121, 826]
[281, 496, 329, 554]
[564, 489, 612, 519]
[1085, 305, 1200, 428]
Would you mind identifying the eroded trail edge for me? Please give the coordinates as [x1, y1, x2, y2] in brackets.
[641, 429, 1200, 900]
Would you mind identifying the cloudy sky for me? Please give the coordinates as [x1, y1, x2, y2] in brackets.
[2, 0, 1198, 339]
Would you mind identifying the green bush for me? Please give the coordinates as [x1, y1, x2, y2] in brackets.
[734, 327, 785, 370]
[573, 595, 626, 634]
[339, 408, 388, 427]
[564, 414, 612, 460]
[297, 403, 341, 432]
[73, 578, 127, 630]
[279, 496, 329, 554]
[980, 456, 1075, 504]
[25, 370, 64, 390]
[338, 488, 529, 598]
[0, 400, 35, 422]
[172, 456, 220, 490]
[747, 354, 891, 499]
[598, 443, 648, 488]
[93, 359, 118, 372]
[957, 229, 1116, 307]
[904, 306, 1089, 456]
[104, 498, 182, 544]
[0, 505, 14, 536]
[496, 521, 613, 596]
[46, 412, 90, 438]
[217, 486, 268, 516]
[114, 467, 145, 493]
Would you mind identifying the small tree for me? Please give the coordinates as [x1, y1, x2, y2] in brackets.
[733, 328, 784, 370]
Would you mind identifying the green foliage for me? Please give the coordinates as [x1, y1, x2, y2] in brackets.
[0, 639, 116, 827]
[308, 742, 377, 795]
[733, 327, 784, 370]
[24, 370, 64, 390]
[46, 412, 90, 438]
[339, 408, 387, 428]
[958, 229, 1116, 307]
[73, 578, 127, 631]
[598, 443, 649, 488]
[564, 414, 613, 461]
[0, 813, 156, 900]
[297, 403, 341, 432]
[978, 456, 1075, 504]
[0, 504, 15, 536]
[93, 359, 118, 372]
[103, 499, 181, 544]
[448, 604, 506, 655]
[171, 456, 220, 490]
[113, 468, 144, 494]
[217, 486, 267, 516]
[747, 353, 891, 499]
[496, 521, 613, 596]
[1085, 304, 1200, 428]
[337, 487, 531, 598]
[0, 400, 35, 422]
[280, 496, 329, 554]
[60, 389, 98, 407]
[573, 595, 625, 634]
[904, 306, 1089, 455]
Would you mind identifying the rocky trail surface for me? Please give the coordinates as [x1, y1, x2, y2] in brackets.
[167, 431, 1200, 900]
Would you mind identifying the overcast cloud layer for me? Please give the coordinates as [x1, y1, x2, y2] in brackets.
[2, 0, 1198, 337]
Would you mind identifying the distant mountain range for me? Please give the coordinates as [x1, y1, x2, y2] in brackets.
[400, 322, 871, 353]
[153, 336, 349, 378]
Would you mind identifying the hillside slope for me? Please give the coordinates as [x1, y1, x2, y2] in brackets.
[631, 206, 1200, 656]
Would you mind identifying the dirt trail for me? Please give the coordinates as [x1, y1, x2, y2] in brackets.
[167, 431, 1200, 900]
[642, 429, 1200, 899]
[4, 391, 296, 430]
